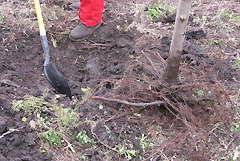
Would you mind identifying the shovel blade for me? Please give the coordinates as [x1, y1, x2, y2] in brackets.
[43, 62, 72, 100]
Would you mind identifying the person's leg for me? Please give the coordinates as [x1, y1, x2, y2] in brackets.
[79, 0, 104, 27]
[69, 0, 104, 41]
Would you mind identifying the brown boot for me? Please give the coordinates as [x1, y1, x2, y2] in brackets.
[69, 2, 80, 10]
[69, 22, 102, 41]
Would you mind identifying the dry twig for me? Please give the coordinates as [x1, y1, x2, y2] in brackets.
[0, 127, 23, 138]
[92, 132, 121, 160]
[92, 96, 165, 107]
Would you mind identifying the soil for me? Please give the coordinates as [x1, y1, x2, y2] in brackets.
[0, 0, 240, 161]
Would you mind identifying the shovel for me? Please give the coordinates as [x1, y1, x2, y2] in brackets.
[34, 0, 72, 100]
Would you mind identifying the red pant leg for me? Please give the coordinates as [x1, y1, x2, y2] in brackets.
[79, 0, 104, 27]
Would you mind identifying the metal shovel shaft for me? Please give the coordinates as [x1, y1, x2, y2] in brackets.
[34, 0, 72, 100]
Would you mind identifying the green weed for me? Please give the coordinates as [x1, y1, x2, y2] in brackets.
[220, 9, 232, 21]
[71, 131, 94, 145]
[104, 125, 114, 139]
[0, 14, 4, 21]
[11, 89, 85, 152]
[55, 105, 79, 130]
[79, 87, 92, 106]
[208, 40, 221, 46]
[129, 54, 134, 59]
[40, 130, 61, 147]
[51, 37, 57, 48]
[81, 155, 90, 161]
[99, 104, 104, 110]
[139, 134, 155, 151]
[233, 55, 240, 71]
[196, 16, 207, 28]
[231, 122, 240, 132]
[133, 113, 142, 118]
[145, 0, 174, 20]
[12, 89, 49, 115]
[116, 144, 138, 160]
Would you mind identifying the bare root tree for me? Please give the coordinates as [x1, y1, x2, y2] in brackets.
[163, 0, 192, 83]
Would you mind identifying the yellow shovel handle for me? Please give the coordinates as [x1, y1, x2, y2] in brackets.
[34, 0, 46, 35]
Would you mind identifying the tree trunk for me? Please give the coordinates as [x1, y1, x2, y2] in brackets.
[163, 0, 192, 83]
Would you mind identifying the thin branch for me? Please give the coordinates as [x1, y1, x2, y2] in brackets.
[92, 96, 165, 107]
[0, 127, 23, 138]
[88, 40, 112, 47]
[92, 132, 121, 160]
[141, 51, 162, 79]
[155, 51, 166, 63]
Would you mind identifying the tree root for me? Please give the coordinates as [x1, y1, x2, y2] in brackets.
[92, 96, 165, 107]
